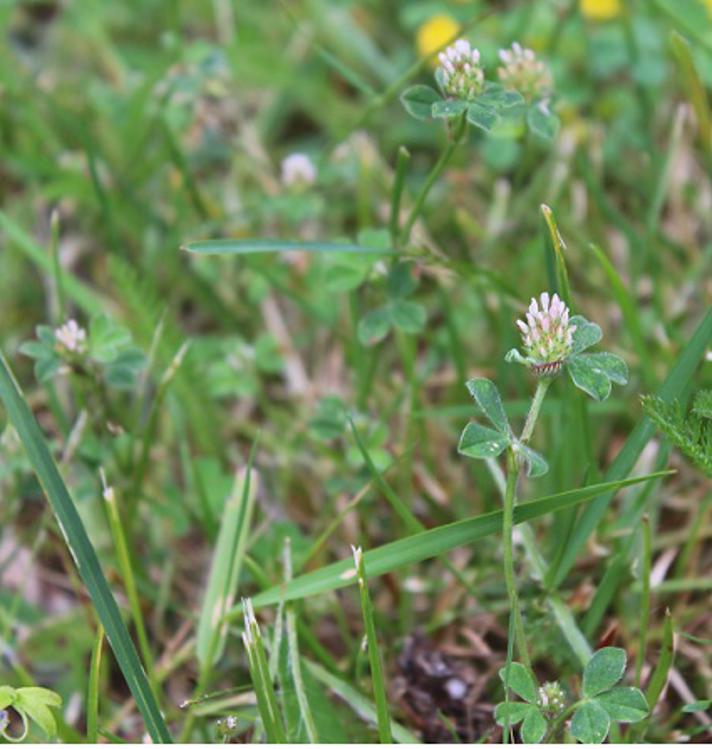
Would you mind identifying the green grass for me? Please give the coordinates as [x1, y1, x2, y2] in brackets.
[1, 0, 711, 743]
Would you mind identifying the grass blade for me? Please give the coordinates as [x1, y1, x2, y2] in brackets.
[636, 515, 652, 687]
[181, 239, 395, 255]
[0, 352, 172, 743]
[196, 465, 258, 667]
[547, 309, 712, 588]
[352, 546, 392, 743]
[229, 471, 670, 613]
[86, 624, 104, 743]
[283, 540, 319, 743]
[243, 599, 288, 743]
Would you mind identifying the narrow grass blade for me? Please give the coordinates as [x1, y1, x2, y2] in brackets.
[646, 608, 675, 709]
[281, 539, 319, 743]
[182, 239, 395, 255]
[196, 465, 258, 666]
[87, 624, 104, 743]
[304, 660, 420, 743]
[102, 477, 156, 686]
[635, 515, 652, 687]
[540, 204, 572, 307]
[352, 546, 392, 743]
[0, 352, 172, 743]
[548, 309, 712, 588]
[632, 608, 675, 742]
[230, 471, 670, 613]
[243, 599, 287, 743]
[0, 212, 104, 316]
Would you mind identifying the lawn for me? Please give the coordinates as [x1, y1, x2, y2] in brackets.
[0, 0, 711, 744]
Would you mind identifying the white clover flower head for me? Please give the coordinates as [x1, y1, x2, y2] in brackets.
[497, 41, 552, 102]
[516, 292, 576, 376]
[437, 38, 485, 101]
[225, 716, 238, 731]
[280, 152, 317, 188]
[538, 681, 566, 715]
[54, 319, 87, 354]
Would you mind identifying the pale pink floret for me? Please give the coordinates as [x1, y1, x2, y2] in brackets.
[516, 292, 576, 365]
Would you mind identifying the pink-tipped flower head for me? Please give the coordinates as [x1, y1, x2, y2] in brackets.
[497, 42, 552, 102]
[437, 39, 485, 101]
[515, 292, 576, 376]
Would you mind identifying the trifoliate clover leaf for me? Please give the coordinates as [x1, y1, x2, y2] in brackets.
[566, 352, 628, 402]
[595, 687, 648, 722]
[431, 98, 468, 119]
[498, 662, 538, 703]
[494, 700, 532, 726]
[458, 422, 511, 459]
[569, 315, 602, 355]
[401, 85, 441, 120]
[527, 103, 560, 141]
[571, 699, 611, 744]
[521, 706, 548, 743]
[515, 441, 549, 477]
[466, 101, 500, 131]
[465, 378, 510, 435]
[583, 647, 627, 697]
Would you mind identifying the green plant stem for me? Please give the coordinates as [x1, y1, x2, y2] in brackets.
[543, 701, 583, 742]
[503, 449, 532, 671]
[502, 379, 551, 674]
[399, 115, 467, 245]
[521, 379, 551, 443]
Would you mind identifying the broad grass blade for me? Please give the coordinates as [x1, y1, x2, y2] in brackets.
[196, 465, 258, 666]
[0, 352, 171, 743]
[231, 471, 670, 613]
[182, 239, 395, 255]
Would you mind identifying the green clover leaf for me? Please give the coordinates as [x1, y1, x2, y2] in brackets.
[571, 700, 610, 744]
[583, 647, 627, 697]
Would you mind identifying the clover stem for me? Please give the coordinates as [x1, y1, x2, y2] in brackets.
[503, 448, 531, 670]
[521, 378, 551, 443]
[542, 700, 582, 742]
[399, 113, 467, 245]
[502, 378, 551, 673]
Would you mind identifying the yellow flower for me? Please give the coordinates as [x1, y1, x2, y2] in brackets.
[706, 0, 712, 15]
[579, 0, 621, 21]
[416, 14, 459, 66]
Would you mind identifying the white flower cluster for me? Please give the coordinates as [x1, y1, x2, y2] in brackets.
[538, 681, 566, 715]
[516, 292, 576, 369]
[437, 39, 485, 101]
[54, 319, 87, 354]
[280, 152, 317, 188]
[497, 42, 552, 102]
